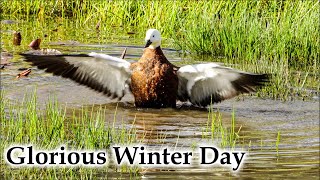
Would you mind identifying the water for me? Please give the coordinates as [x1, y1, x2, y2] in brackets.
[1, 18, 319, 179]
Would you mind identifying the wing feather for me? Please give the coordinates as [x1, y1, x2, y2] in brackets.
[20, 53, 132, 99]
[177, 63, 269, 107]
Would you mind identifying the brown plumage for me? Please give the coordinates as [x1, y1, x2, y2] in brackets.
[20, 29, 269, 108]
[130, 47, 178, 108]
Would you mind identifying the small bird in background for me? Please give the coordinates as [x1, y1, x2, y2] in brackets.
[28, 38, 41, 50]
[16, 69, 32, 79]
[21, 29, 269, 108]
[13, 31, 22, 46]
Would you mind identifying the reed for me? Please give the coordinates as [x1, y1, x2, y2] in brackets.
[203, 105, 240, 149]
[1, 0, 318, 99]
[2, 1, 318, 65]
[1, 90, 246, 178]
[0, 90, 140, 178]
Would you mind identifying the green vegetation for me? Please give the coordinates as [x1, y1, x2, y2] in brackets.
[0, 90, 247, 178]
[0, 90, 140, 178]
[203, 106, 241, 149]
[2, 1, 318, 61]
[0, 1, 318, 178]
[1, 0, 318, 100]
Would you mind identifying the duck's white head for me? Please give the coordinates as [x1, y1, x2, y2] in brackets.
[144, 29, 161, 49]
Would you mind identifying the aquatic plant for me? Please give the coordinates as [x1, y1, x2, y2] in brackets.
[1, 0, 318, 100]
[2, 1, 318, 65]
[0, 90, 248, 178]
[0, 90, 140, 178]
[202, 105, 241, 149]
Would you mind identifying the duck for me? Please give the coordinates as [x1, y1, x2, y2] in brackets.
[21, 29, 269, 108]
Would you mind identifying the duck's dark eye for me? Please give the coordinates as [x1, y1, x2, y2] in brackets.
[152, 35, 155, 37]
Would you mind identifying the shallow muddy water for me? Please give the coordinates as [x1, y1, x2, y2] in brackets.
[1, 19, 319, 179]
[2, 44, 319, 179]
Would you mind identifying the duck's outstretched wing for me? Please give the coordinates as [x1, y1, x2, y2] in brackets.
[20, 52, 132, 99]
[177, 63, 269, 107]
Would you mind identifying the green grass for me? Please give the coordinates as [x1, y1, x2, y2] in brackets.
[1, 0, 318, 63]
[0, 2, 317, 177]
[202, 105, 241, 149]
[1, 0, 318, 100]
[0, 90, 141, 179]
[0, 89, 249, 178]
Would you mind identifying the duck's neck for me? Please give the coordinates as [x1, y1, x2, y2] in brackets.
[141, 46, 174, 65]
[144, 46, 164, 56]
[148, 41, 161, 49]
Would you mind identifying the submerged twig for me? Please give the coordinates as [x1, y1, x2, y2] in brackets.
[120, 48, 127, 59]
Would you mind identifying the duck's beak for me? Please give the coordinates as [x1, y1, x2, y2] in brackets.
[145, 39, 152, 48]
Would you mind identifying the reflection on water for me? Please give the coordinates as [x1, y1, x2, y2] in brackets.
[87, 98, 319, 179]
[1, 20, 319, 179]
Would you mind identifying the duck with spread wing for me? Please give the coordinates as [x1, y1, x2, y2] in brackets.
[21, 29, 269, 108]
